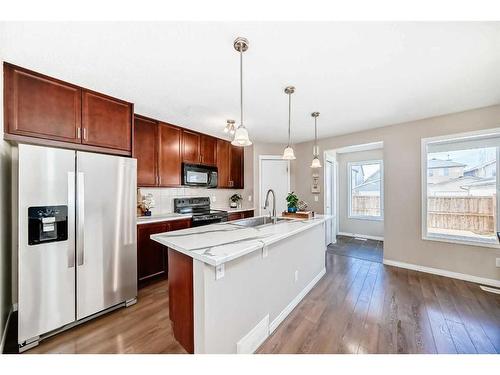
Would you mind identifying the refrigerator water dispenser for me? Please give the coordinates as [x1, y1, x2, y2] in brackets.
[28, 205, 68, 245]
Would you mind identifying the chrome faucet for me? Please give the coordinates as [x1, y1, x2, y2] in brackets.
[264, 189, 277, 224]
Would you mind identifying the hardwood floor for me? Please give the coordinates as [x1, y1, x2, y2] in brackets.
[19, 245, 500, 354]
[328, 235, 383, 263]
[26, 279, 187, 354]
[257, 250, 500, 354]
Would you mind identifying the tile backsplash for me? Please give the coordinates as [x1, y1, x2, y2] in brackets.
[137, 187, 253, 216]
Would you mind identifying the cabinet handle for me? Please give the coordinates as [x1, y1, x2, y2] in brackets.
[83, 128, 87, 140]
[77, 128, 81, 139]
[159, 175, 162, 185]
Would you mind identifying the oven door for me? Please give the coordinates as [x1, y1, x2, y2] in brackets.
[192, 216, 224, 227]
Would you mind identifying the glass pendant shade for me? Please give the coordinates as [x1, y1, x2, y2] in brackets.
[231, 125, 252, 146]
[282, 146, 296, 160]
[311, 156, 322, 168]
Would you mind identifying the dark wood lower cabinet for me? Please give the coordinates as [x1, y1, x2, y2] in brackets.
[168, 249, 194, 354]
[227, 209, 254, 222]
[137, 218, 191, 287]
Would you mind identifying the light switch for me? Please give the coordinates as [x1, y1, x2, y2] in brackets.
[314, 196, 319, 202]
[248, 195, 252, 202]
[211, 196, 216, 203]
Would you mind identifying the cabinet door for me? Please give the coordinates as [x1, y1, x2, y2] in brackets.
[134, 116, 158, 187]
[4, 63, 82, 143]
[158, 122, 182, 186]
[242, 210, 254, 219]
[82, 90, 132, 152]
[137, 222, 169, 283]
[182, 130, 201, 164]
[200, 135, 217, 166]
[168, 218, 192, 231]
[216, 139, 231, 188]
[230, 145, 244, 188]
[228, 212, 244, 221]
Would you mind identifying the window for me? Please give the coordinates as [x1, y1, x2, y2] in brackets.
[348, 160, 383, 220]
[422, 129, 500, 247]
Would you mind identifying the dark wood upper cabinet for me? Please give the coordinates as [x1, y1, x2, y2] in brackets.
[216, 139, 231, 188]
[230, 145, 244, 189]
[134, 115, 158, 187]
[82, 90, 133, 151]
[200, 134, 217, 166]
[158, 122, 182, 186]
[182, 130, 201, 164]
[4, 63, 81, 143]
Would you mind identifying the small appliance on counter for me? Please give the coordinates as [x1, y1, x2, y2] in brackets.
[174, 197, 228, 226]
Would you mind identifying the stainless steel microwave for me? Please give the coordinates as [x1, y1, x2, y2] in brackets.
[182, 163, 218, 188]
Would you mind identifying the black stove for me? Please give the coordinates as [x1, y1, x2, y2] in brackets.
[174, 197, 228, 227]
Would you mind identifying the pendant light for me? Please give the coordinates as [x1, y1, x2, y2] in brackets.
[310, 112, 322, 168]
[231, 37, 252, 147]
[282, 86, 296, 160]
[224, 119, 236, 136]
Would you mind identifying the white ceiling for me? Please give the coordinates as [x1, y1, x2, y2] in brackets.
[1, 22, 500, 143]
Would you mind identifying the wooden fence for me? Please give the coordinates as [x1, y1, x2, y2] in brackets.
[427, 196, 496, 235]
[352, 195, 496, 235]
[351, 195, 381, 217]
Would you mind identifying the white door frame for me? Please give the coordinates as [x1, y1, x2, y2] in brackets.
[259, 155, 291, 216]
[323, 152, 338, 244]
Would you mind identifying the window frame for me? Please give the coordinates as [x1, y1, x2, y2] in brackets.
[347, 159, 384, 221]
[421, 128, 500, 249]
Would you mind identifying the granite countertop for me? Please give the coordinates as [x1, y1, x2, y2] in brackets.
[150, 215, 330, 266]
[136, 207, 255, 225]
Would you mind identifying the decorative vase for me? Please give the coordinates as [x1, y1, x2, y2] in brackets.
[144, 209, 152, 216]
[288, 207, 297, 213]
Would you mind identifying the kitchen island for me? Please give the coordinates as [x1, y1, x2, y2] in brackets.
[151, 215, 330, 354]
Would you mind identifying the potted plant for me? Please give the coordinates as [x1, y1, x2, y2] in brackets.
[140, 193, 155, 216]
[230, 193, 243, 209]
[286, 192, 299, 213]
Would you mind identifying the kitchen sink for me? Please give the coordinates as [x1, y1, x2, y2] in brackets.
[231, 216, 289, 228]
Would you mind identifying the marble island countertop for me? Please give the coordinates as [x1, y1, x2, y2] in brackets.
[150, 215, 330, 266]
[137, 207, 255, 225]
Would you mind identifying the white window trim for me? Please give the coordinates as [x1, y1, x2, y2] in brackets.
[347, 159, 384, 221]
[421, 127, 500, 249]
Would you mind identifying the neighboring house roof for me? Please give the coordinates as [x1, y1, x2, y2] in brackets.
[463, 177, 496, 188]
[464, 159, 495, 173]
[428, 158, 466, 169]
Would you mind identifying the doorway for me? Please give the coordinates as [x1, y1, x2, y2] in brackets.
[324, 142, 384, 262]
[259, 156, 290, 216]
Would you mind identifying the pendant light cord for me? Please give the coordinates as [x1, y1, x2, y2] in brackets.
[314, 116, 318, 157]
[288, 92, 291, 147]
[240, 48, 243, 128]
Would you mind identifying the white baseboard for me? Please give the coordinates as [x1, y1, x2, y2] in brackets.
[383, 259, 500, 288]
[237, 314, 269, 354]
[1, 306, 14, 354]
[269, 268, 326, 334]
[338, 231, 384, 241]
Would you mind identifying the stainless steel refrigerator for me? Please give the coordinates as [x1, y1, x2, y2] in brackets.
[16, 144, 137, 351]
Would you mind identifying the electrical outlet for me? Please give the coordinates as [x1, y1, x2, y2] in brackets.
[211, 196, 216, 203]
[294, 270, 299, 282]
[248, 195, 252, 202]
[314, 196, 319, 202]
[496, 258, 500, 267]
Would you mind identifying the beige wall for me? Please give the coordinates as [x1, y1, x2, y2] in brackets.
[337, 149, 384, 238]
[293, 105, 500, 282]
[0, 54, 13, 349]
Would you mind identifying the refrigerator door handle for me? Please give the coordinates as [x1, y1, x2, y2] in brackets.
[77, 172, 85, 266]
[67, 172, 76, 268]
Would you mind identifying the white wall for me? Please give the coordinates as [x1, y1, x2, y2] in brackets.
[337, 149, 384, 238]
[293, 105, 500, 283]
